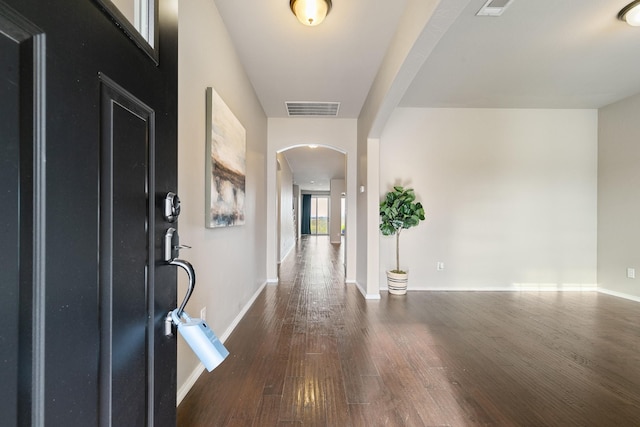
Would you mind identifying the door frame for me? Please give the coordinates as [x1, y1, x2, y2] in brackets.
[0, 2, 47, 424]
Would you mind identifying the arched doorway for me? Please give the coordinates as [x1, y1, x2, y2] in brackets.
[265, 118, 357, 285]
[276, 145, 346, 266]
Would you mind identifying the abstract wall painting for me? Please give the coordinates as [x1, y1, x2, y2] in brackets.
[205, 87, 246, 228]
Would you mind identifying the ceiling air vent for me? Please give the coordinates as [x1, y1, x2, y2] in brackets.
[476, 0, 514, 16]
[286, 101, 340, 117]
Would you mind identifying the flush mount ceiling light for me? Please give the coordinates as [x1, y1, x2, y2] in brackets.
[619, 0, 640, 26]
[290, 0, 332, 26]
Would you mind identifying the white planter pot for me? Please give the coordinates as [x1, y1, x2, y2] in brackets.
[386, 271, 408, 295]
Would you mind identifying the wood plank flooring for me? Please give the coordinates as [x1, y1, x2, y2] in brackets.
[177, 236, 640, 426]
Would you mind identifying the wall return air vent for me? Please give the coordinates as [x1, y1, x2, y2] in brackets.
[286, 101, 340, 117]
[476, 0, 514, 16]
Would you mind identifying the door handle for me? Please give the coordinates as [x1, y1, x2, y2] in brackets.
[164, 227, 196, 336]
[170, 257, 195, 317]
[164, 258, 196, 336]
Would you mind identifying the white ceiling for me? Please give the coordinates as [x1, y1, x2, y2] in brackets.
[214, 0, 640, 189]
[401, 0, 640, 109]
[281, 146, 345, 192]
[213, 0, 407, 118]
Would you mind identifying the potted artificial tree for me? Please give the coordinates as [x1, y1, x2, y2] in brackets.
[379, 186, 425, 295]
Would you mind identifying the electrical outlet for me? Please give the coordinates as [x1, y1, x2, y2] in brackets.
[437, 262, 445, 271]
[200, 306, 207, 320]
[627, 268, 635, 279]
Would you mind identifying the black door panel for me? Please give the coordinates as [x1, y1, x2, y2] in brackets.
[0, 20, 21, 427]
[0, 0, 178, 425]
[99, 76, 157, 426]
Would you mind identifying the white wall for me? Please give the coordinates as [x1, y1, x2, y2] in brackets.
[330, 179, 345, 243]
[277, 153, 295, 262]
[267, 118, 357, 282]
[293, 184, 300, 239]
[379, 108, 598, 290]
[178, 0, 267, 400]
[598, 93, 640, 301]
[355, 0, 461, 298]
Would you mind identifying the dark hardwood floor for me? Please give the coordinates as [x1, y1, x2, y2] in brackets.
[177, 236, 640, 426]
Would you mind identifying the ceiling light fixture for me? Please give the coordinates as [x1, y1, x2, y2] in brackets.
[619, 0, 640, 26]
[290, 0, 332, 26]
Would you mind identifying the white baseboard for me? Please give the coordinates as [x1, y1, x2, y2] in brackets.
[279, 242, 295, 264]
[177, 363, 205, 406]
[383, 285, 599, 292]
[176, 280, 268, 406]
[353, 281, 366, 298]
[219, 281, 267, 342]
[597, 288, 640, 303]
[351, 281, 381, 300]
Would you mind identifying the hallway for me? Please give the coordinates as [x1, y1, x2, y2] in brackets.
[177, 236, 640, 426]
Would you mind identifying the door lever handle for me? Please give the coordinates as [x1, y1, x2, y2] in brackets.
[165, 257, 196, 337]
[170, 258, 196, 317]
[164, 227, 197, 336]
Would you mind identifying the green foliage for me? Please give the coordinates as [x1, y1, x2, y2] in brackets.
[311, 217, 328, 234]
[379, 186, 426, 273]
[379, 186, 425, 236]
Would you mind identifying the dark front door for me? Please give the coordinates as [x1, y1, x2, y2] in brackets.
[0, 0, 178, 425]
[0, 7, 26, 425]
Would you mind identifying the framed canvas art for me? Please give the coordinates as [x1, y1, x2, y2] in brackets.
[205, 87, 246, 228]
